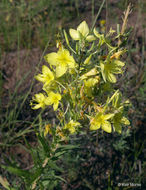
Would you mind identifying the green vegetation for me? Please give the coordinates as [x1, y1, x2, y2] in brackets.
[0, 0, 145, 189]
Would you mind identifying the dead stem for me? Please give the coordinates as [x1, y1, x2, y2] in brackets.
[118, 4, 132, 46]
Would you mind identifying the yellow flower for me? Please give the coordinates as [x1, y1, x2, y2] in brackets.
[100, 20, 106, 25]
[45, 48, 76, 78]
[113, 113, 130, 134]
[69, 21, 95, 42]
[42, 81, 57, 94]
[31, 93, 46, 109]
[63, 120, 80, 134]
[45, 91, 61, 111]
[100, 20, 106, 33]
[35, 65, 54, 87]
[90, 112, 114, 133]
[100, 59, 125, 83]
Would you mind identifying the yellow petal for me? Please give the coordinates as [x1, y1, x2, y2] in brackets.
[77, 21, 89, 37]
[32, 104, 41, 109]
[104, 113, 114, 120]
[69, 29, 80, 40]
[55, 93, 61, 101]
[90, 123, 101, 130]
[45, 52, 58, 65]
[86, 35, 96, 42]
[44, 96, 52, 105]
[121, 117, 130, 125]
[35, 74, 45, 82]
[35, 93, 45, 102]
[69, 126, 76, 134]
[90, 117, 101, 130]
[68, 59, 75, 69]
[102, 121, 112, 133]
[31, 93, 46, 109]
[42, 65, 53, 76]
[53, 102, 59, 111]
[56, 65, 67, 78]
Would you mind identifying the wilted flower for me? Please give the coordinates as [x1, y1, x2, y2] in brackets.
[44, 124, 52, 136]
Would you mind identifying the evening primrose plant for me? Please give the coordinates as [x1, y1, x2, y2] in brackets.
[31, 20, 130, 139]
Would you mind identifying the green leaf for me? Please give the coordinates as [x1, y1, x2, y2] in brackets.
[64, 30, 70, 45]
[113, 123, 122, 134]
[55, 144, 80, 151]
[102, 121, 112, 133]
[53, 151, 66, 159]
[37, 134, 50, 156]
[28, 168, 42, 185]
[47, 160, 63, 172]
[1, 165, 31, 178]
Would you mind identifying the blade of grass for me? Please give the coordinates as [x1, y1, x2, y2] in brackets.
[91, 0, 106, 31]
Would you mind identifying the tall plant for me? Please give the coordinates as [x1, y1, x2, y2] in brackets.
[31, 20, 130, 138]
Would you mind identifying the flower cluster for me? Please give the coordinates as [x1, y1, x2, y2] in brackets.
[31, 20, 130, 138]
[30, 47, 77, 111]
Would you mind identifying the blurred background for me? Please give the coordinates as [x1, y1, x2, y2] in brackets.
[0, 0, 145, 189]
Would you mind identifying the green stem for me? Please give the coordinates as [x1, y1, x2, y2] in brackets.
[91, 0, 106, 31]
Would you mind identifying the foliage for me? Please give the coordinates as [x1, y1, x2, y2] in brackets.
[1, 1, 145, 189]
[0, 0, 76, 52]
[31, 20, 130, 136]
[28, 20, 131, 188]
